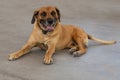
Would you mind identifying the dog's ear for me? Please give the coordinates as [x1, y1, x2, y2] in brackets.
[31, 10, 39, 24]
[55, 7, 60, 21]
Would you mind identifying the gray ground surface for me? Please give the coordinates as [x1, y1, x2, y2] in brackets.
[0, 0, 120, 80]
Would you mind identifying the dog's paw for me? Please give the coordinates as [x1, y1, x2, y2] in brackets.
[43, 57, 53, 65]
[73, 50, 86, 57]
[73, 51, 81, 57]
[69, 48, 76, 54]
[73, 51, 82, 57]
[8, 53, 19, 61]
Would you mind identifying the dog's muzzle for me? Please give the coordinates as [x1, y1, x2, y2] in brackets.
[40, 18, 57, 32]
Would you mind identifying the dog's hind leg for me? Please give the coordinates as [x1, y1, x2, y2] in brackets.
[69, 44, 78, 54]
[73, 38, 87, 57]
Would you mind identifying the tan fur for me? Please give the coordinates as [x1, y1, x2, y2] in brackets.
[9, 6, 116, 64]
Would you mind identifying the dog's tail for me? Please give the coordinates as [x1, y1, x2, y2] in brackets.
[88, 34, 116, 44]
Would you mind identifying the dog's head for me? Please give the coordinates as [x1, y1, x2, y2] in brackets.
[31, 6, 60, 32]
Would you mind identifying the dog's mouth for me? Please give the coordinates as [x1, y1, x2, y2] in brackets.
[39, 19, 57, 32]
[42, 24, 55, 32]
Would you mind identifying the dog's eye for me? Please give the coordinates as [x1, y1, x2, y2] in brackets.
[51, 11, 56, 16]
[41, 12, 46, 17]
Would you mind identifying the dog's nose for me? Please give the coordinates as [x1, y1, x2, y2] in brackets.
[47, 18, 53, 25]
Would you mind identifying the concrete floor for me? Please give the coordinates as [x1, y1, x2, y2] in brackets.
[0, 0, 120, 80]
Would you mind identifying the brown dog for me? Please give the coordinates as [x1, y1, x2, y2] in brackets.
[9, 6, 116, 64]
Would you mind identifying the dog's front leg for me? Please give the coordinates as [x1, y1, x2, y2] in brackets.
[8, 42, 36, 61]
[43, 42, 56, 65]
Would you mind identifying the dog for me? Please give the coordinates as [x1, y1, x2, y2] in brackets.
[8, 6, 116, 64]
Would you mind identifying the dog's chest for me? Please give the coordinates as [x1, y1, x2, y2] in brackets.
[39, 35, 50, 44]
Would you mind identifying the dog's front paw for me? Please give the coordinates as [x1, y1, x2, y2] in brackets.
[8, 53, 19, 61]
[43, 56, 53, 65]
